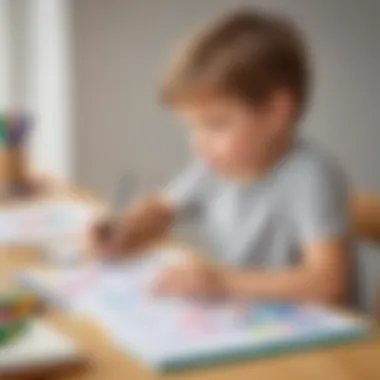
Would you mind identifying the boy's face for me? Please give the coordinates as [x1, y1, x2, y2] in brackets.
[178, 93, 292, 176]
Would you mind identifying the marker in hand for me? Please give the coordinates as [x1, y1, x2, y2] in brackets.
[90, 171, 137, 260]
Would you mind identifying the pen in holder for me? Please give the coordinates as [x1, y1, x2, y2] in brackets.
[0, 111, 35, 198]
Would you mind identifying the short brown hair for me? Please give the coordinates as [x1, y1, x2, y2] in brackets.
[160, 9, 310, 117]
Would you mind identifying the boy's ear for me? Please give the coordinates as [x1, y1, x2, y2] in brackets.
[271, 89, 296, 130]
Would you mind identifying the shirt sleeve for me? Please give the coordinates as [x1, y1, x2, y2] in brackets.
[293, 161, 350, 244]
[162, 160, 208, 214]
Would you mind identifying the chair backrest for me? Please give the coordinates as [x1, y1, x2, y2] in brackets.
[352, 193, 380, 244]
[351, 193, 380, 317]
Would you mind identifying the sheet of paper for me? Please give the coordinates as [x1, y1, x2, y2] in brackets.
[0, 200, 95, 244]
[0, 320, 81, 371]
[15, 249, 366, 368]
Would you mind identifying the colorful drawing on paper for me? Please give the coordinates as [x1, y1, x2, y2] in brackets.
[15, 250, 366, 367]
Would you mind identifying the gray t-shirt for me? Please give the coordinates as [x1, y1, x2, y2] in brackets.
[165, 140, 349, 269]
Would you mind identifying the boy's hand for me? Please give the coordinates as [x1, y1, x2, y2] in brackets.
[87, 216, 119, 258]
[113, 197, 175, 252]
[153, 255, 229, 299]
[88, 197, 175, 257]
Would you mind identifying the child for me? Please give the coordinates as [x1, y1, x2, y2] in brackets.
[91, 10, 350, 304]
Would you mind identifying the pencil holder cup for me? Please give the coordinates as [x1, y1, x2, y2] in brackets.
[0, 146, 27, 184]
[0, 111, 32, 197]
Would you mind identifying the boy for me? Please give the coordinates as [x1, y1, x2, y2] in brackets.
[91, 10, 350, 304]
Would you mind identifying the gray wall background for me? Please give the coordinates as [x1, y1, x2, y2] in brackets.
[73, 0, 379, 201]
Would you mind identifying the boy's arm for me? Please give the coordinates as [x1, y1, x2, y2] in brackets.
[156, 237, 349, 304]
[156, 160, 350, 305]
[89, 196, 177, 255]
[90, 161, 207, 254]
[113, 196, 177, 251]
[225, 161, 350, 305]
[224, 237, 349, 304]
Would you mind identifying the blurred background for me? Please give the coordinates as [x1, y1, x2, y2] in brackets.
[1, 0, 379, 200]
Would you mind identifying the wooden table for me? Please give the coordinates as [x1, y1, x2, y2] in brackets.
[1, 192, 380, 380]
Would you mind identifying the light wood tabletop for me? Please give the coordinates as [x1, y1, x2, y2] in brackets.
[1, 186, 380, 380]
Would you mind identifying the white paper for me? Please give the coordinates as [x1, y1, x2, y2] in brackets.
[0, 320, 80, 370]
[0, 200, 95, 244]
[14, 249, 366, 368]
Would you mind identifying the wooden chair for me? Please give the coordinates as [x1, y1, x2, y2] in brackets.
[352, 193, 380, 318]
[352, 193, 380, 244]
